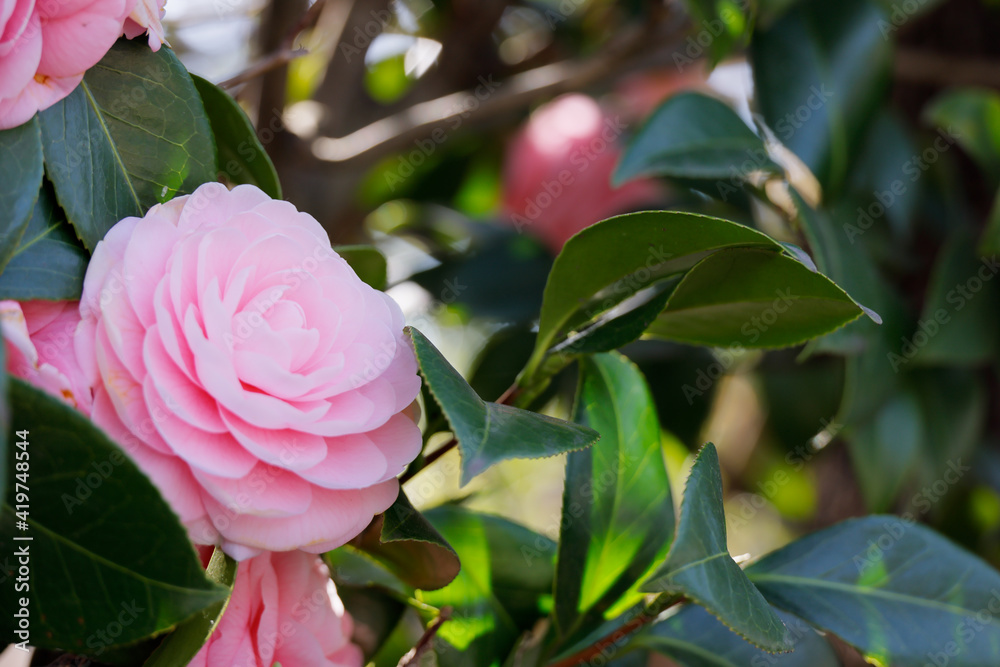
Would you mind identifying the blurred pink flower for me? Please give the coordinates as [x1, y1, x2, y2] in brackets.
[76, 183, 422, 560]
[190, 549, 362, 667]
[0, 299, 91, 414]
[502, 93, 662, 253]
[0, 0, 137, 129]
[122, 0, 166, 51]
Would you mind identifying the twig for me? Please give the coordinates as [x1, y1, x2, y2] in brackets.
[311, 11, 682, 163]
[546, 596, 683, 667]
[397, 607, 452, 667]
[219, 48, 308, 89]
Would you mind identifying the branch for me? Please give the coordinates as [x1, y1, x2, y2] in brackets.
[546, 596, 684, 667]
[311, 10, 683, 163]
[397, 607, 452, 667]
[219, 48, 308, 90]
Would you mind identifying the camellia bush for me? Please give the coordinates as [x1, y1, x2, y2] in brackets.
[4, 0, 1000, 666]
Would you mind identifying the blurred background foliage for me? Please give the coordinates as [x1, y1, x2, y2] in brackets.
[162, 0, 1000, 663]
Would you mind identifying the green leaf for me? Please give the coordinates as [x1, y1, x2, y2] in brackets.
[142, 548, 237, 667]
[336, 244, 389, 291]
[748, 515, 1000, 667]
[421, 505, 520, 667]
[191, 74, 281, 199]
[846, 389, 923, 513]
[478, 514, 557, 627]
[909, 230, 998, 366]
[640, 444, 791, 652]
[0, 181, 88, 301]
[752, 0, 891, 194]
[636, 605, 839, 667]
[0, 119, 43, 275]
[924, 88, 1000, 187]
[0, 381, 228, 654]
[0, 327, 6, 502]
[678, 0, 753, 68]
[615, 92, 780, 185]
[524, 211, 784, 384]
[409, 328, 599, 485]
[645, 248, 867, 349]
[555, 353, 675, 639]
[350, 488, 460, 591]
[558, 285, 675, 357]
[39, 39, 217, 251]
[336, 586, 406, 661]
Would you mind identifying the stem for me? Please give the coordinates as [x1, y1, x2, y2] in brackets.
[397, 607, 452, 667]
[546, 595, 683, 667]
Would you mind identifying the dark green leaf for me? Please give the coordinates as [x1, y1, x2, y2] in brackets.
[555, 353, 674, 639]
[337, 586, 407, 661]
[748, 516, 1000, 667]
[409, 328, 599, 485]
[752, 0, 891, 194]
[0, 118, 43, 274]
[0, 381, 228, 654]
[39, 40, 217, 251]
[910, 230, 998, 366]
[640, 444, 791, 652]
[911, 369, 986, 491]
[142, 548, 237, 667]
[336, 244, 389, 291]
[191, 74, 281, 198]
[525, 211, 783, 384]
[923, 88, 1000, 188]
[479, 514, 557, 628]
[615, 92, 780, 185]
[846, 389, 923, 513]
[350, 488, 460, 591]
[637, 605, 839, 667]
[0, 181, 88, 301]
[0, 327, 6, 502]
[645, 248, 867, 348]
[422, 505, 520, 667]
[558, 285, 675, 357]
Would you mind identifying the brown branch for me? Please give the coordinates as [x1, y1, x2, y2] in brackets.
[895, 48, 1000, 89]
[310, 9, 682, 163]
[547, 596, 683, 667]
[219, 47, 308, 89]
[397, 607, 452, 667]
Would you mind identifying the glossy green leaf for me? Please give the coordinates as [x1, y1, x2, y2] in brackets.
[0, 181, 88, 301]
[142, 548, 237, 667]
[409, 328, 599, 485]
[192, 74, 281, 198]
[336, 244, 389, 291]
[39, 39, 217, 251]
[645, 248, 867, 348]
[615, 92, 780, 185]
[752, 0, 891, 194]
[479, 514, 557, 628]
[350, 488, 459, 591]
[909, 230, 998, 366]
[0, 381, 228, 654]
[557, 285, 675, 357]
[0, 118, 43, 274]
[524, 211, 783, 384]
[846, 389, 923, 513]
[924, 88, 1000, 187]
[640, 444, 791, 652]
[555, 353, 674, 639]
[748, 516, 1000, 666]
[421, 505, 520, 667]
[636, 605, 839, 667]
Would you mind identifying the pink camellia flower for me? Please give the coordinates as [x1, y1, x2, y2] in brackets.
[122, 0, 166, 52]
[502, 94, 662, 254]
[1, 300, 91, 414]
[190, 549, 363, 667]
[76, 183, 422, 560]
[0, 0, 138, 130]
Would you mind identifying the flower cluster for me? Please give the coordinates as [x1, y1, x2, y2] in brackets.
[2, 181, 422, 666]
